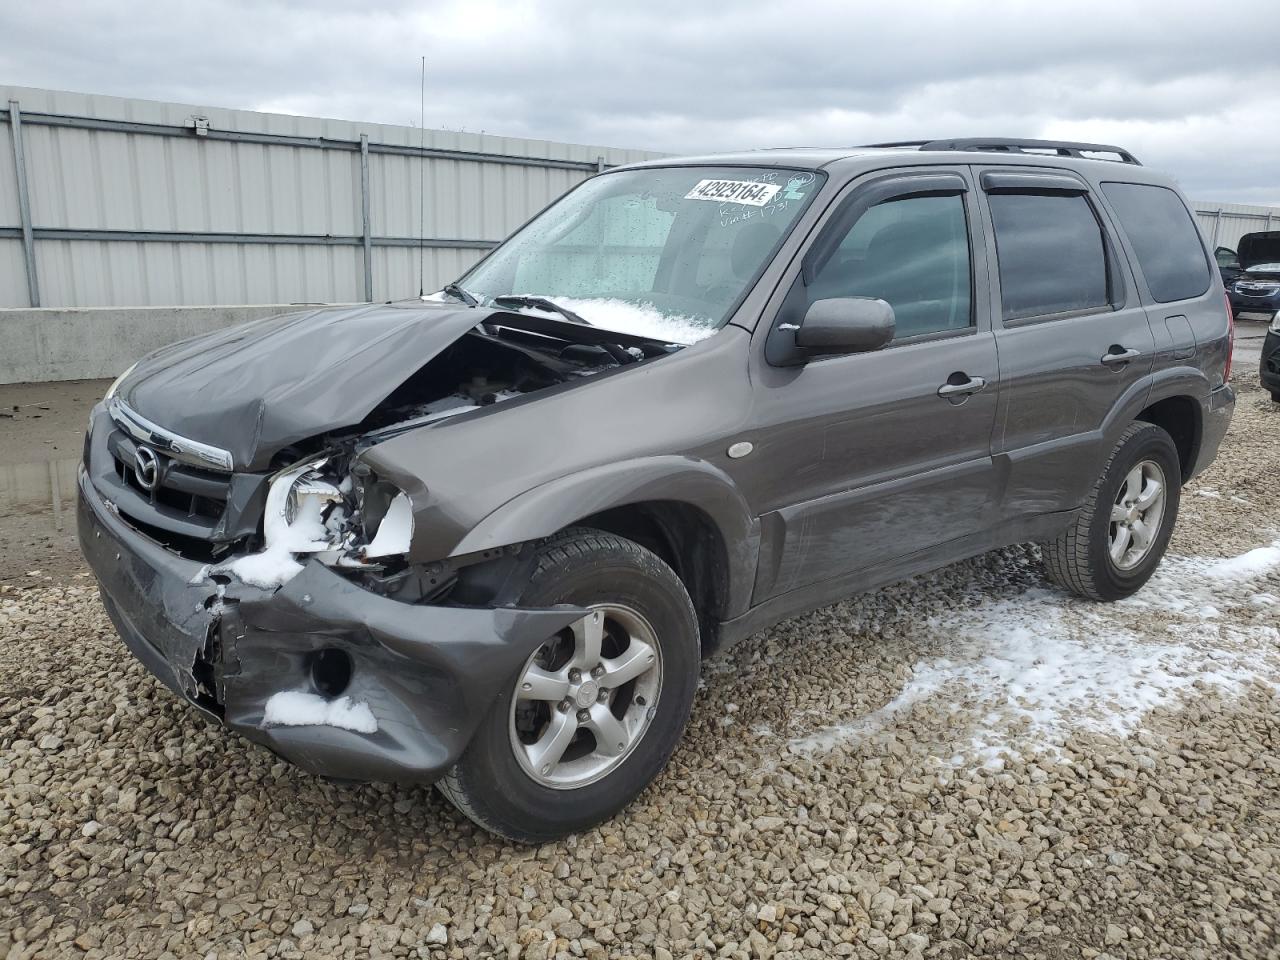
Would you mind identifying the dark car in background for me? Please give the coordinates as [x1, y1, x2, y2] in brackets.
[79, 138, 1234, 842]
[1225, 231, 1280, 323]
[1264, 319, 1280, 401]
[1220, 231, 1280, 400]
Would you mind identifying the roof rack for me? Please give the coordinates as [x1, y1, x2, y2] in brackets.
[859, 138, 1141, 165]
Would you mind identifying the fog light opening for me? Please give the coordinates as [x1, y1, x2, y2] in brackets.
[310, 648, 353, 698]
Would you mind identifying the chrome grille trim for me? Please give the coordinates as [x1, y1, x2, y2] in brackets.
[108, 398, 234, 472]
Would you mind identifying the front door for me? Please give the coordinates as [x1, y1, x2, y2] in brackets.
[743, 168, 1001, 601]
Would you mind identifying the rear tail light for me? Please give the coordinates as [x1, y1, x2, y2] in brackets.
[1224, 292, 1234, 383]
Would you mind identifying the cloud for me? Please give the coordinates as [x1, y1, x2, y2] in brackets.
[2, 0, 1278, 204]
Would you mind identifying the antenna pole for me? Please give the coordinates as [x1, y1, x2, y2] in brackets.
[418, 55, 426, 299]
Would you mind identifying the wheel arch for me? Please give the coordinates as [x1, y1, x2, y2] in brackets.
[1099, 367, 1207, 484]
[450, 456, 759, 631]
[1135, 393, 1201, 483]
[571, 501, 734, 654]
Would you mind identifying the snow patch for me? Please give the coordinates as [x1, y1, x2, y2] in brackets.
[262, 691, 377, 734]
[218, 549, 305, 591]
[363, 492, 413, 558]
[214, 491, 332, 590]
[421, 393, 479, 416]
[790, 542, 1280, 766]
[1204, 542, 1280, 580]
[534, 296, 716, 345]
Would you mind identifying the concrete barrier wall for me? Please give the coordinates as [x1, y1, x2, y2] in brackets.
[0, 304, 309, 383]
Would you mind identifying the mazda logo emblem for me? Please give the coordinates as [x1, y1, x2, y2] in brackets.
[134, 445, 160, 491]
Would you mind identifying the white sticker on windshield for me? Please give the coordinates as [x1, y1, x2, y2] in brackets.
[685, 179, 781, 206]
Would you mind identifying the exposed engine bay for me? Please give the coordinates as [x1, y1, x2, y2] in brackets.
[355, 320, 658, 435]
[197, 317, 679, 600]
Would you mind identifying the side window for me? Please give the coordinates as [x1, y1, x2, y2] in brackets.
[1216, 247, 1240, 269]
[987, 192, 1110, 321]
[1101, 182, 1211, 303]
[808, 194, 972, 339]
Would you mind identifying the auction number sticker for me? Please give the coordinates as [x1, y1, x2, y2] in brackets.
[684, 179, 781, 206]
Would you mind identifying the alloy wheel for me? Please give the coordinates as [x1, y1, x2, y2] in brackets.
[509, 604, 662, 789]
[1108, 459, 1167, 571]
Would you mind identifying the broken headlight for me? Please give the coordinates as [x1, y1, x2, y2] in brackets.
[262, 459, 348, 554]
[209, 458, 414, 589]
[263, 457, 413, 564]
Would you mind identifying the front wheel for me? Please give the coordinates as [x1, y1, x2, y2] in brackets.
[436, 528, 699, 842]
[1041, 421, 1181, 601]
[1270, 390, 1280, 403]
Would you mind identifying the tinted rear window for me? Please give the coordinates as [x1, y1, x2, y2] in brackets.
[988, 192, 1109, 321]
[1102, 182, 1210, 303]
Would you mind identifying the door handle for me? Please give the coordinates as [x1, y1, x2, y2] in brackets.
[1101, 346, 1141, 366]
[937, 374, 987, 401]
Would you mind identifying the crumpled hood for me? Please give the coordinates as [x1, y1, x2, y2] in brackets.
[120, 301, 487, 470]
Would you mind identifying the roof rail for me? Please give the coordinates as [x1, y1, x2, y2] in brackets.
[916, 138, 1141, 165]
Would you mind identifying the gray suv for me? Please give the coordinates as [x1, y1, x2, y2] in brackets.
[78, 138, 1234, 842]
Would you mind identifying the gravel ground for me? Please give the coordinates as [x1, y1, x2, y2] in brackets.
[2, 376, 1279, 960]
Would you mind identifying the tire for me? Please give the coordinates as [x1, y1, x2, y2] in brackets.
[436, 527, 699, 843]
[1041, 421, 1181, 601]
[1271, 391, 1280, 404]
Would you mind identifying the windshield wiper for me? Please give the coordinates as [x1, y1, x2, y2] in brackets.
[492, 295, 591, 326]
[441, 282, 479, 306]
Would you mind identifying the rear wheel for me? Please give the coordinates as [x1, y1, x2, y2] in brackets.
[1041, 421, 1181, 601]
[436, 528, 699, 842]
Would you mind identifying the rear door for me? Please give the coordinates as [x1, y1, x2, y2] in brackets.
[973, 167, 1156, 518]
[742, 167, 1002, 601]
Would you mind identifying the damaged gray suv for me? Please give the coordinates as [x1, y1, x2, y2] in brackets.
[79, 138, 1234, 842]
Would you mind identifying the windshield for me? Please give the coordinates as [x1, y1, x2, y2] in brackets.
[457, 165, 822, 343]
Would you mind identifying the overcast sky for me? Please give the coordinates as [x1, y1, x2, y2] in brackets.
[3, 0, 1279, 205]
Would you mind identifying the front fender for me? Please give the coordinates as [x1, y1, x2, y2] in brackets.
[451, 455, 759, 618]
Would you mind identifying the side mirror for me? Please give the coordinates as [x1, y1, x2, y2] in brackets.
[795, 297, 895, 354]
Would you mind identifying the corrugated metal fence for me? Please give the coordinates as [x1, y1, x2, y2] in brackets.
[1194, 201, 1280, 253]
[0, 85, 663, 309]
[6, 87, 1276, 311]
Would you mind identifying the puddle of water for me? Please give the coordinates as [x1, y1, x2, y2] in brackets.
[0, 458, 80, 529]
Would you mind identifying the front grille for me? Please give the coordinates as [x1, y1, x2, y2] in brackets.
[1237, 283, 1280, 297]
[115, 509, 230, 563]
[87, 404, 265, 563]
[108, 429, 231, 526]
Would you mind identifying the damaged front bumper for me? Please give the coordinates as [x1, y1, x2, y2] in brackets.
[77, 467, 584, 784]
